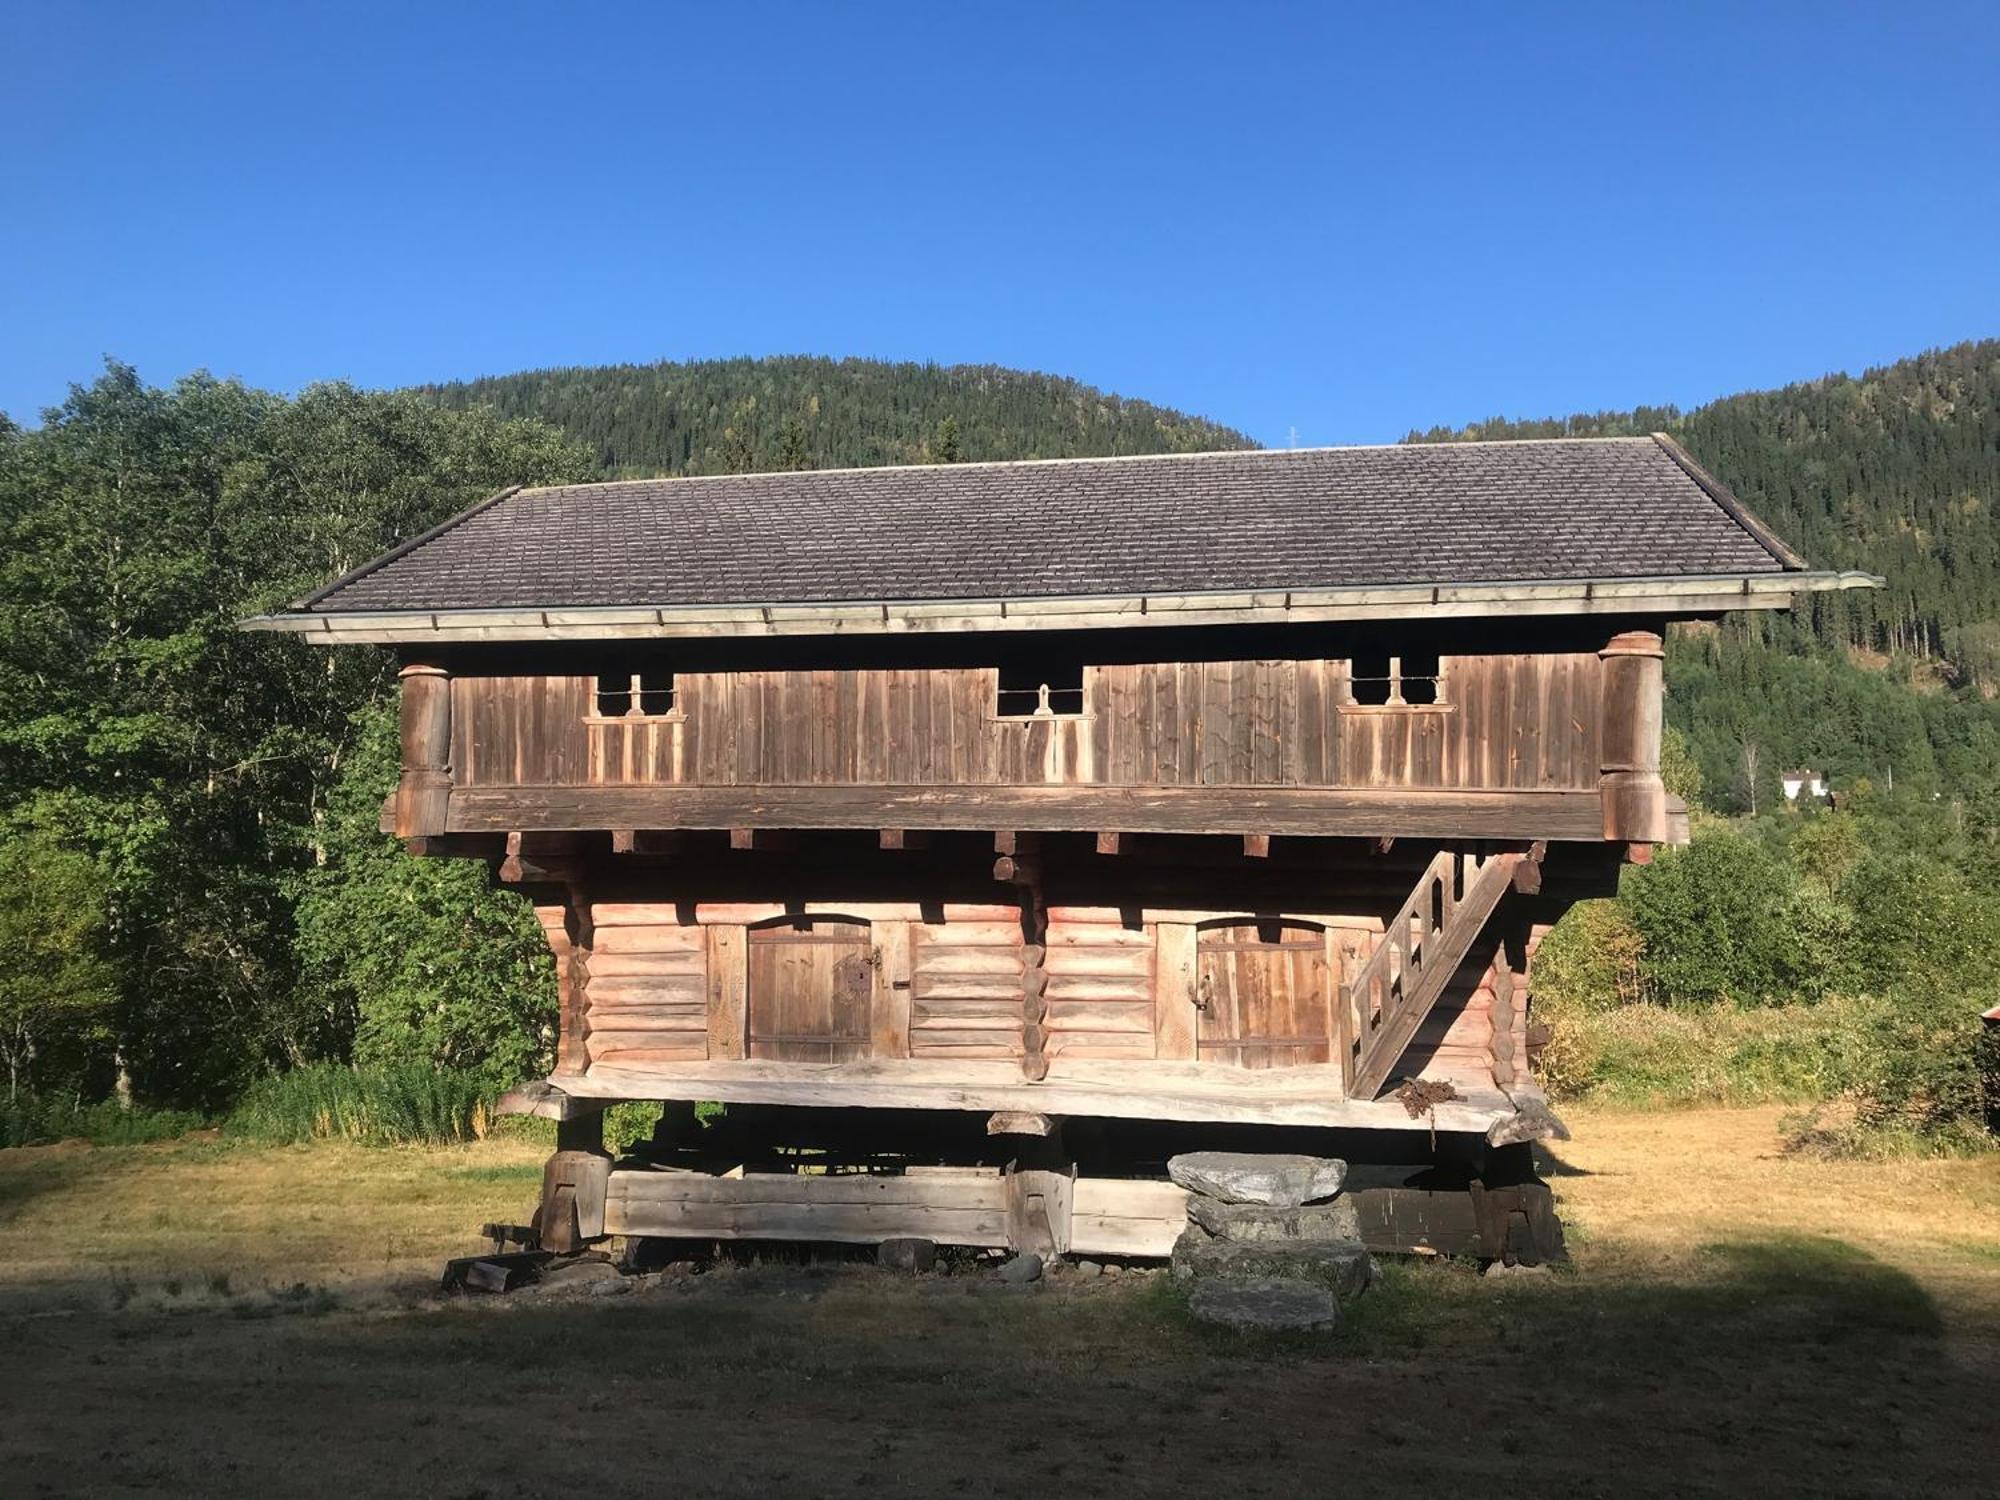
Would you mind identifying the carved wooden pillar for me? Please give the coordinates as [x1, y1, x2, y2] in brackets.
[536, 893, 592, 1077]
[1598, 629, 1667, 844]
[393, 662, 451, 838]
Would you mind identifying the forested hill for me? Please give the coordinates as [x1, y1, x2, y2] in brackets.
[1408, 340, 2000, 809]
[1406, 340, 2000, 674]
[412, 355, 1255, 476]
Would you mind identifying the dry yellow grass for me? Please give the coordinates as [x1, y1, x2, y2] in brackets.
[0, 1133, 547, 1293]
[1, 1108, 1995, 1497]
[1551, 1103, 2000, 1316]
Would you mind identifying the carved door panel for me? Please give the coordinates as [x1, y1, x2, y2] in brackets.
[747, 918, 873, 1062]
[1195, 920, 1331, 1069]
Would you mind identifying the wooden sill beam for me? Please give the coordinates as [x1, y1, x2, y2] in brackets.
[567, 1056, 1517, 1133]
[446, 785, 1611, 843]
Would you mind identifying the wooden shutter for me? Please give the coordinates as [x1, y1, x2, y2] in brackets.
[747, 918, 873, 1062]
[1195, 920, 1332, 1069]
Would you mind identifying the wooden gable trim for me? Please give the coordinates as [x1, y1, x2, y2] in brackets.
[242, 569, 1879, 643]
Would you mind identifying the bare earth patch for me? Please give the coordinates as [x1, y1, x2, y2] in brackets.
[1, 1107, 1994, 1498]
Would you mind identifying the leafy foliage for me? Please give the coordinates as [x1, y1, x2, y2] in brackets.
[291, 705, 556, 1087]
[0, 1092, 204, 1148]
[0, 800, 119, 1099]
[226, 1062, 492, 1146]
[0, 364, 591, 1106]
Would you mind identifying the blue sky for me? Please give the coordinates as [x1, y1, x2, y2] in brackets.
[4, 1, 1996, 444]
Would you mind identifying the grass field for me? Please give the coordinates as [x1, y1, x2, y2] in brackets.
[2, 1106, 1995, 1498]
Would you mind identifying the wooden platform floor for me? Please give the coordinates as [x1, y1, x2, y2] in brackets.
[563, 1057, 1515, 1133]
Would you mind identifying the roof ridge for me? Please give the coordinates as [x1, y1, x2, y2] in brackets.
[513, 434, 1661, 496]
[291, 485, 524, 610]
[1647, 433, 1807, 571]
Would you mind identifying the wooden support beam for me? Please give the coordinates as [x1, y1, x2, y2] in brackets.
[448, 785, 1611, 843]
[1375, 835, 1396, 854]
[500, 831, 582, 884]
[1513, 840, 1547, 894]
[879, 829, 931, 851]
[1242, 834, 1271, 858]
[729, 828, 797, 852]
[1600, 629, 1668, 843]
[393, 662, 451, 838]
[986, 1111, 1058, 1137]
[1095, 831, 1123, 856]
[611, 829, 687, 856]
[404, 833, 503, 861]
[1625, 841, 1656, 865]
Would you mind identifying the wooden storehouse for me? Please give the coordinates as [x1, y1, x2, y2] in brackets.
[246, 437, 1869, 1262]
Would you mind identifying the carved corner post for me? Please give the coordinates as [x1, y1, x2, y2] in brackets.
[993, 1114, 1073, 1257]
[535, 884, 607, 1254]
[394, 661, 452, 838]
[1598, 629, 1667, 846]
[534, 892, 593, 1078]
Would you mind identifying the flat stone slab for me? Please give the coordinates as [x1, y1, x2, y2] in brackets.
[1187, 1196, 1362, 1244]
[1188, 1277, 1340, 1333]
[1170, 1229, 1374, 1298]
[1167, 1151, 1347, 1208]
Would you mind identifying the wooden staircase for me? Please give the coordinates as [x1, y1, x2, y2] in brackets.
[1342, 849, 1523, 1099]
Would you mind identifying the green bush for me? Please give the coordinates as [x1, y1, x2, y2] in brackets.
[1536, 995, 1876, 1108]
[0, 1093, 205, 1148]
[226, 1062, 493, 1146]
[1622, 827, 1802, 1005]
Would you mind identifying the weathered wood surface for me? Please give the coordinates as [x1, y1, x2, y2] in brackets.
[448, 654, 1606, 796]
[449, 784, 1606, 840]
[595, 1167, 1559, 1259]
[1346, 851, 1522, 1098]
[604, 1168, 1010, 1246]
[1194, 919, 1334, 1069]
[394, 663, 452, 837]
[567, 1056, 1516, 1131]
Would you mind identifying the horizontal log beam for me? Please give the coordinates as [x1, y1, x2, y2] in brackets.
[448, 785, 1609, 842]
[561, 1057, 1517, 1132]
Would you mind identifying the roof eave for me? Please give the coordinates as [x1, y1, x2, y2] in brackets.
[238, 570, 1881, 645]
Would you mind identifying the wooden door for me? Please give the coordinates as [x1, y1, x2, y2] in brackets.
[747, 918, 874, 1062]
[1195, 920, 1331, 1068]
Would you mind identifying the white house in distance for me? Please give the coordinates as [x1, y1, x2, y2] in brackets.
[1781, 768, 1828, 802]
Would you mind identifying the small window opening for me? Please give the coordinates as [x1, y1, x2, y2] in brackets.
[1351, 653, 1393, 705]
[594, 669, 676, 718]
[997, 660, 1085, 717]
[1401, 653, 1441, 705]
[1350, 653, 1442, 707]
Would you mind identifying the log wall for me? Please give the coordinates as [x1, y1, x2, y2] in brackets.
[547, 895, 1523, 1101]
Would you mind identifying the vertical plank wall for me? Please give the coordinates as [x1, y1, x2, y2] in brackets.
[452, 655, 1603, 793]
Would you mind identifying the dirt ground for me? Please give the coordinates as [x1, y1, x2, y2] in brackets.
[2, 1107, 1996, 1499]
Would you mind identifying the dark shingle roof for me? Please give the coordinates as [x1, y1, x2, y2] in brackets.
[300, 435, 1801, 614]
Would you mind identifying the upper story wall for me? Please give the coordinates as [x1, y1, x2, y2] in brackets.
[444, 652, 1607, 794]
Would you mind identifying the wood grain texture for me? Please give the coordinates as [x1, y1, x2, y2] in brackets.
[572, 1055, 1518, 1131]
[444, 653, 1608, 799]
[449, 784, 1607, 840]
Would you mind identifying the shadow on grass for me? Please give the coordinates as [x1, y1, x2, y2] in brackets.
[1345, 1230, 1943, 1358]
[2, 1232, 1985, 1498]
